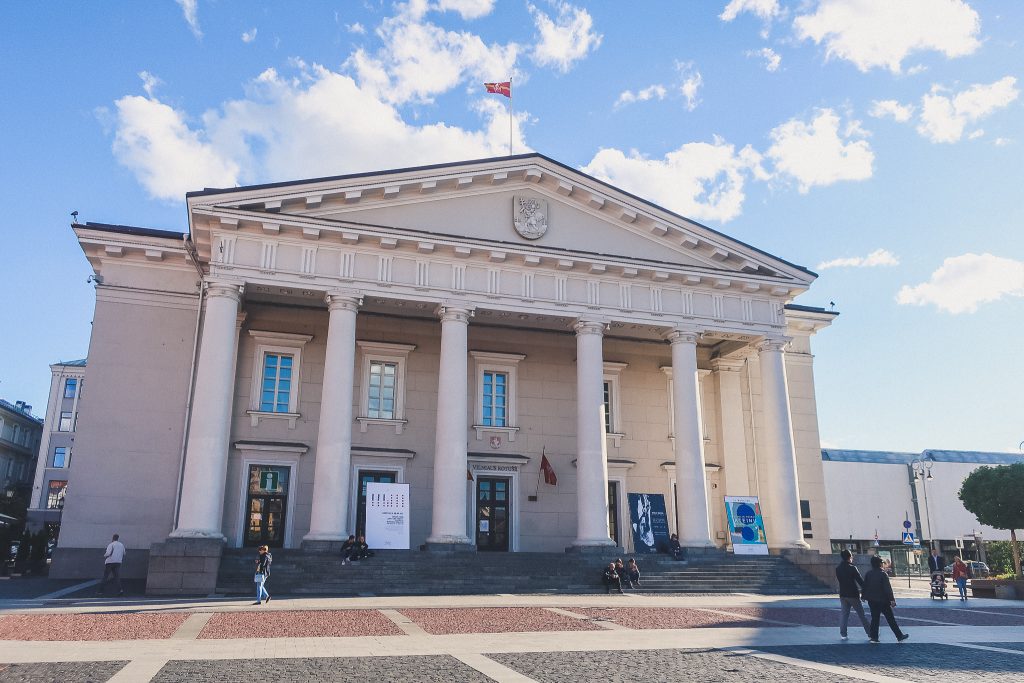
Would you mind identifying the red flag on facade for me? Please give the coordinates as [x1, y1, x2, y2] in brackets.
[540, 453, 557, 486]
[484, 81, 511, 97]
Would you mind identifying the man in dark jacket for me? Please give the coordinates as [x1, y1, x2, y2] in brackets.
[603, 562, 623, 594]
[862, 555, 909, 643]
[927, 548, 944, 574]
[836, 549, 870, 639]
[340, 535, 357, 565]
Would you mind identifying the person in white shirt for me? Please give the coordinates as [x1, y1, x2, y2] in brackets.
[100, 533, 126, 596]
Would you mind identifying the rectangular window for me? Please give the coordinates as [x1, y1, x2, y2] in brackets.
[64, 378, 78, 399]
[47, 480, 67, 509]
[602, 381, 613, 433]
[58, 411, 74, 432]
[800, 499, 812, 539]
[53, 447, 68, 468]
[367, 360, 398, 419]
[481, 371, 508, 427]
[259, 353, 294, 413]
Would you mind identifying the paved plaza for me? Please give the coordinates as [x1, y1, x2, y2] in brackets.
[0, 580, 1022, 682]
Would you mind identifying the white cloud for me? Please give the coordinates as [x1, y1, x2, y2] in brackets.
[766, 109, 874, 193]
[746, 47, 781, 72]
[108, 64, 521, 202]
[175, 0, 202, 39]
[967, 129, 985, 140]
[917, 76, 1019, 143]
[139, 71, 162, 98]
[615, 84, 666, 109]
[720, 0, 781, 22]
[347, 22, 367, 34]
[678, 63, 703, 111]
[242, 28, 258, 43]
[582, 138, 766, 223]
[528, 1, 602, 73]
[793, 0, 981, 73]
[347, 4, 519, 105]
[436, 0, 495, 20]
[994, 137, 1012, 146]
[869, 99, 914, 122]
[817, 248, 899, 270]
[896, 253, 1024, 314]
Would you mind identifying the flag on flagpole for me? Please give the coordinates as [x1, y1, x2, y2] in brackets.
[467, 467, 474, 481]
[540, 452, 557, 486]
[484, 81, 511, 97]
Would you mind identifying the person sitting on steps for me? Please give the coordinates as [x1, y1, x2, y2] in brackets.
[626, 558, 641, 588]
[614, 558, 631, 589]
[340, 535, 357, 565]
[668, 534, 685, 561]
[603, 562, 623, 594]
[350, 535, 374, 562]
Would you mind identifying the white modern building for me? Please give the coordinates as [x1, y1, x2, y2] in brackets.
[26, 359, 87, 534]
[49, 154, 838, 588]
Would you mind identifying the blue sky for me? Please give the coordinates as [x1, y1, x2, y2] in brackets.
[1, 1, 1021, 452]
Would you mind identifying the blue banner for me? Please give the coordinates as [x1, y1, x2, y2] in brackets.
[628, 493, 670, 554]
[724, 495, 769, 555]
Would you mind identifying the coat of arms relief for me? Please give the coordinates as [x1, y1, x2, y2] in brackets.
[513, 195, 548, 240]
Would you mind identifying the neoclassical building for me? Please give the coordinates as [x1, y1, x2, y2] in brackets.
[51, 154, 836, 582]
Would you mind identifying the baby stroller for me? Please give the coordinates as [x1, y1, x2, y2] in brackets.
[930, 571, 948, 600]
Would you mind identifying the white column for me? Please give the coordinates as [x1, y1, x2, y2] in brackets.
[305, 292, 361, 542]
[757, 338, 808, 548]
[173, 282, 242, 538]
[427, 305, 473, 546]
[667, 330, 713, 546]
[573, 320, 615, 547]
[711, 358, 750, 497]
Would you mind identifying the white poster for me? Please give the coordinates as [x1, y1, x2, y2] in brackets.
[365, 482, 410, 550]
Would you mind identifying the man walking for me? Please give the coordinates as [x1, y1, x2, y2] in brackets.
[99, 533, 125, 596]
[927, 548, 944, 574]
[862, 555, 909, 643]
[836, 549, 870, 640]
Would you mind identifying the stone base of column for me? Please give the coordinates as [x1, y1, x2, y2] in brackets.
[301, 539, 345, 554]
[145, 537, 223, 596]
[424, 541, 476, 553]
[565, 543, 620, 555]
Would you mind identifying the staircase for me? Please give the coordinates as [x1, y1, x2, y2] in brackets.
[216, 549, 830, 596]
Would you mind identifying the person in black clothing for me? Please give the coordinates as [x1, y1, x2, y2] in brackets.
[862, 555, 909, 643]
[350, 535, 374, 561]
[253, 545, 272, 605]
[835, 549, 870, 639]
[603, 562, 623, 594]
[340, 535, 357, 565]
[667, 534, 685, 561]
[927, 548, 944, 574]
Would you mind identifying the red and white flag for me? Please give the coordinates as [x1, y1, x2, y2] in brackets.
[540, 452, 557, 486]
[484, 81, 511, 98]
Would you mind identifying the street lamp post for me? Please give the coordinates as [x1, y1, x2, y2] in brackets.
[911, 459, 935, 552]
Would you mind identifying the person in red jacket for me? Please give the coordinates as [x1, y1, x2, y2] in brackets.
[951, 557, 970, 600]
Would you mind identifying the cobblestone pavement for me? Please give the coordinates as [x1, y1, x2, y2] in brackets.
[199, 609, 402, 639]
[490, 648, 862, 682]
[760, 643, 1024, 682]
[150, 655, 491, 683]
[980, 642, 1024, 652]
[400, 607, 603, 634]
[0, 661, 127, 683]
[574, 606, 787, 629]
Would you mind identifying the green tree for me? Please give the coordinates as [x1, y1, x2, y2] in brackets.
[987, 540, 1024, 576]
[959, 463, 1024, 577]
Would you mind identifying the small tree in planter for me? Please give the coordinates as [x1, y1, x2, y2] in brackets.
[959, 463, 1024, 577]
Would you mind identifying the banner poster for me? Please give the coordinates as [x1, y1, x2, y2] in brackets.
[365, 482, 410, 550]
[627, 493, 670, 554]
[724, 496, 769, 555]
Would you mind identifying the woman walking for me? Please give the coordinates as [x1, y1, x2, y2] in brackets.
[254, 545, 272, 605]
[862, 555, 908, 643]
[952, 557, 970, 600]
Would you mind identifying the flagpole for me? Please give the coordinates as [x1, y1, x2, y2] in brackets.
[508, 78, 513, 156]
[535, 446, 544, 496]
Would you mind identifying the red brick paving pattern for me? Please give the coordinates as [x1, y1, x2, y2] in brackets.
[199, 609, 402, 639]
[400, 608, 602, 634]
[0, 612, 189, 641]
[575, 607, 790, 629]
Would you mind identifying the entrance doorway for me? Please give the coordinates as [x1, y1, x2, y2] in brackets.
[245, 464, 290, 548]
[476, 476, 511, 551]
[608, 481, 620, 545]
[356, 470, 397, 537]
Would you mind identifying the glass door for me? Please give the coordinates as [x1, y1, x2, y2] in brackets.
[245, 465, 290, 548]
[356, 470, 397, 537]
[476, 476, 511, 551]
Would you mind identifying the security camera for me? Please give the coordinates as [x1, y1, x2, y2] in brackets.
[87, 274, 104, 285]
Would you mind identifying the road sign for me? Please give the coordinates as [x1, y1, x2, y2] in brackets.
[955, 538, 964, 549]
[902, 531, 916, 545]
[903, 520, 913, 529]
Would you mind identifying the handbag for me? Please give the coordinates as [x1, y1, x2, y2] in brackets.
[254, 572, 264, 583]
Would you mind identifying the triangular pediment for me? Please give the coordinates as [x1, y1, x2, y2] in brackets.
[188, 154, 814, 287]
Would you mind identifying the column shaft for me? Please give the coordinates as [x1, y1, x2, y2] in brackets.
[573, 321, 614, 547]
[668, 331, 713, 546]
[712, 359, 750, 497]
[427, 306, 472, 545]
[757, 339, 808, 548]
[173, 283, 242, 538]
[305, 293, 360, 542]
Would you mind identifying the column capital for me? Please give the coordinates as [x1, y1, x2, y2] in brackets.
[710, 357, 745, 373]
[437, 303, 474, 324]
[756, 336, 792, 353]
[663, 328, 700, 346]
[325, 290, 362, 312]
[205, 281, 244, 302]
[573, 319, 607, 337]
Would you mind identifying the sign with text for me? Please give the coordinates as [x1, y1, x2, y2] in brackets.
[365, 482, 410, 550]
[627, 493, 670, 554]
[724, 496, 769, 555]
